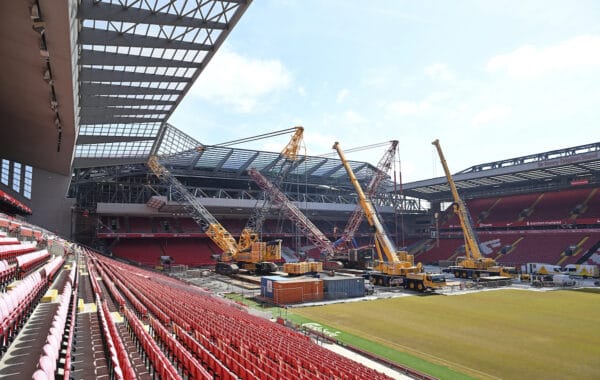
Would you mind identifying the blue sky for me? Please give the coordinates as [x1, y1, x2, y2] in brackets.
[169, 0, 600, 182]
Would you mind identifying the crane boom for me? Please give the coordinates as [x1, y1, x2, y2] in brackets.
[243, 127, 304, 238]
[333, 142, 405, 266]
[334, 140, 398, 249]
[147, 156, 238, 260]
[431, 139, 482, 260]
[248, 168, 335, 257]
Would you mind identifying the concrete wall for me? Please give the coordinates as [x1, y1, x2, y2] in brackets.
[28, 167, 75, 237]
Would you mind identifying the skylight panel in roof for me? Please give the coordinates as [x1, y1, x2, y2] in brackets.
[221, 150, 256, 171]
[518, 170, 554, 179]
[79, 123, 161, 137]
[249, 152, 280, 171]
[75, 141, 153, 158]
[311, 159, 340, 177]
[455, 181, 479, 189]
[579, 161, 600, 170]
[491, 174, 524, 183]
[546, 165, 587, 175]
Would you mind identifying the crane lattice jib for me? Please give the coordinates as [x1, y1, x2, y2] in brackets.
[244, 127, 304, 235]
[147, 156, 238, 258]
[248, 168, 335, 257]
[336, 140, 398, 248]
[431, 139, 482, 260]
[332, 142, 399, 263]
[280, 126, 304, 161]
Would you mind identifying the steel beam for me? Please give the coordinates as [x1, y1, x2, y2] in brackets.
[76, 135, 156, 145]
[77, 0, 229, 29]
[80, 50, 199, 68]
[80, 83, 182, 96]
[79, 28, 212, 50]
[80, 107, 169, 117]
[80, 115, 165, 125]
[81, 96, 175, 107]
[80, 67, 190, 83]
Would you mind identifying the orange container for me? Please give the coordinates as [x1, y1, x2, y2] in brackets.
[273, 278, 323, 304]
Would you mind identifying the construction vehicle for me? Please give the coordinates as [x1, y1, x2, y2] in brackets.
[147, 128, 303, 276]
[334, 142, 446, 291]
[248, 167, 340, 274]
[333, 141, 399, 250]
[521, 263, 562, 276]
[248, 141, 396, 274]
[562, 264, 599, 278]
[432, 139, 515, 279]
[329, 140, 399, 269]
[241, 126, 304, 248]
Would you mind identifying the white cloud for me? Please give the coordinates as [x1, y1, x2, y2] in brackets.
[385, 100, 430, 117]
[472, 105, 512, 126]
[486, 35, 600, 78]
[297, 86, 307, 97]
[190, 47, 291, 112]
[343, 109, 367, 124]
[424, 63, 454, 81]
[336, 88, 349, 104]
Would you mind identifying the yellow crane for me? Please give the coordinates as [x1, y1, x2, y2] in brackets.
[334, 142, 446, 291]
[432, 139, 514, 278]
[147, 127, 303, 275]
[147, 155, 282, 275]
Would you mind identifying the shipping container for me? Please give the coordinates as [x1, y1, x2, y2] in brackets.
[322, 276, 365, 299]
[273, 278, 323, 304]
[260, 275, 289, 299]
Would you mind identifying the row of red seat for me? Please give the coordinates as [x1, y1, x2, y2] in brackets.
[149, 315, 211, 379]
[173, 323, 239, 379]
[39, 256, 65, 283]
[98, 299, 136, 380]
[16, 249, 50, 277]
[0, 237, 20, 245]
[87, 260, 103, 298]
[0, 242, 37, 262]
[123, 307, 180, 379]
[0, 271, 46, 352]
[92, 254, 392, 379]
[61, 265, 78, 380]
[0, 259, 15, 290]
[91, 261, 125, 309]
[32, 265, 74, 379]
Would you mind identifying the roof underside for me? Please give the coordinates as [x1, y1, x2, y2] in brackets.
[73, 124, 381, 185]
[74, 0, 250, 166]
[403, 142, 600, 202]
[0, 0, 77, 175]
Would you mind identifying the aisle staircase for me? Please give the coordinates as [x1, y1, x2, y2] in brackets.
[494, 237, 524, 261]
[556, 236, 590, 266]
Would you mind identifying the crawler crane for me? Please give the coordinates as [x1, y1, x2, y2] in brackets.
[146, 127, 303, 275]
[250, 141, 398, 273]
[432, 139, 515, 279]
[334, 142, 446, 291]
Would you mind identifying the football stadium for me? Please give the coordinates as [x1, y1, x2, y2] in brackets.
[0, 1, 599, 379]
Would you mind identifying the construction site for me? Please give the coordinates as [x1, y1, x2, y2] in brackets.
[1, 1, 599, 379]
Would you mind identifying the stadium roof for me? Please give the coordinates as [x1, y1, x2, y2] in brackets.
[74, 123, 380, 185]
[0, 1, 250, 176]
[402, 142, 600, 202]
[74, 0, 251, 168]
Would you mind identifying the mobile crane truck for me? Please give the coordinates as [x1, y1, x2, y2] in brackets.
[432, 139, 515, 279]
[334, 142, 446, 291]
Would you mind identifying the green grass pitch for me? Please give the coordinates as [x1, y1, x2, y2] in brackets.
[292, 289, 600, 379]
